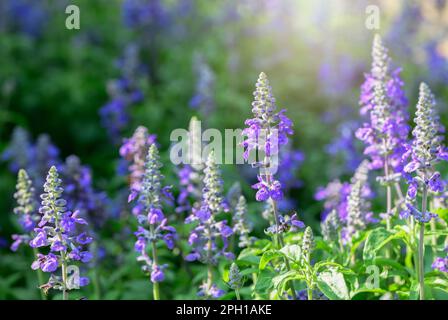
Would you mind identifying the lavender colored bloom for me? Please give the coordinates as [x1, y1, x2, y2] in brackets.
[242, 72, 293, 164]
[1, 127, 32, 173]
[326, 119, 363, 174]
[198, 283, 225, 299]
[120, 126, 157, 199]
[60, 155, 110, 230]
[185, 151, 233, 264]
[10, 169, 39, 251]
[129, 144, 176, 283]
[403, 83, 447, 223]
[277, 145, 304, 210]
[356, 34, 409, 174]
[30, 166, 92, 294]
[232, 196, 254, 248]
[100, 45, 147, 142]
[185, 152, 233, 298]
[318, 54, 363, 99]
[5, 0, 47, 38]
[432, 256, 448, 273]
[315, 180, 351, 222]
[122, 0, 169, 30]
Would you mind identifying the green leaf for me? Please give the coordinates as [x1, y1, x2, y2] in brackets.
[314, 261, 355, 275]
[259, 250, 284, 270]
[280, 244, 302, 263]
[363, 227, 406, 261]
[237, 248, 261, 266]
[317, 268, 350, 300]
[254, 269, 275, 295]
[272, 270, 305, 294]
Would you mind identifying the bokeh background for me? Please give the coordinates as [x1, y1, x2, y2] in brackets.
[0, 0, 447, 299]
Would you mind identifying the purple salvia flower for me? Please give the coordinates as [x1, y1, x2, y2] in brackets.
[242, 72, 293, 164]
[129, 144, 177, 285]
[356, 34, 409, 174]
[403, 83, 446, 223]
[185, 151, 231, 299]
[432, 256, 448, 273]
[30, 166, 92, 297]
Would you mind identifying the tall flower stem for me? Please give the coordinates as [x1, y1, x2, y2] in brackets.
[150, 224, 160, 300]
[384, 158, 392, 259]
[33, 248, 46, 300]
[384, 161, 392, 232]
[418, 183, 427, 300]
[54, 211, 68, 300]
[271, 198, 295, 297]
[61, 251, 68, 300]
[307, 287, 313, 301]
[91, 242, 102, 299]
[235, 288, 241, 300]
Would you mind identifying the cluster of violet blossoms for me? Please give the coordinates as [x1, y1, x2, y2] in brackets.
[30, 166, 92, 291]
[175, 117, 204, 214]
[185, 152, 233, 298]
[242, 72, 303, 237]
[61, 155, 110, 231]
[100, 45, 146, 143]
[432, 247, 448, 273]
[10, 169, 39, 251]
[129, 144, 177, 283]
[242, 72, 293, 201]
[356, 34, 409, 174]
[120, 126, 168, 217]
[318, 161, 375, 244]
[403, 83, 448, 222]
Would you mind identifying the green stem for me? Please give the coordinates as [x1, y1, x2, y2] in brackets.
[61, 251, 68, 300]
[307, 287, 313, 301]
[150, 225, 160, 300]
[235, 288, 241, 300]
[33, 248, 46, 300]
[91, 242, 102, 300]
[271, 199, 296, 297]
[384, 157, 392, 259]
[418, 184, 427, 301]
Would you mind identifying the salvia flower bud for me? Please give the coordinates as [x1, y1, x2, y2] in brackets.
[301, 226, 314, 262]
[228, 263, 243, 290]
[232, 196, 254, 248]
[10, 169, 39, 251]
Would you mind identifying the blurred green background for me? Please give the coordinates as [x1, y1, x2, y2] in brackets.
[0, 0, 447, 299]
